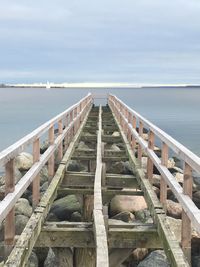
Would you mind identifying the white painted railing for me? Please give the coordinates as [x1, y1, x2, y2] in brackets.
[0, 94, 93, 253]
[108, 94, 200, 261]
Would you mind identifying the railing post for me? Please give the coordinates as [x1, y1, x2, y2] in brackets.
[160, 142, 168, 208]
[131, 116, 137, 151]
[147, 130, 155, 183]
[58, 120, 63, 162]
[4, 159, 15, 256]
[48, 125, 55, 183]
[32, 138, 40, 209]
[181, 162, 192, 263]
[127, 111, 132, 142]
[137, 121, 143, 162]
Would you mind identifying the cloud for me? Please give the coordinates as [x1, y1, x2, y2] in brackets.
[0, 0, 200, 83]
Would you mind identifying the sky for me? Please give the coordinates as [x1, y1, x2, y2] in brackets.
[0, 0, 200, 84]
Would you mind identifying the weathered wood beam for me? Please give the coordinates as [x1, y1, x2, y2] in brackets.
[35, 223, 161, 249]
[57, 188, 143, 197]
[62, 172, 138, 188]
[93, 106, 109, 267]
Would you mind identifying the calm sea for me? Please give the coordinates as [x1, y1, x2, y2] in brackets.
[0, 87, 200, 156]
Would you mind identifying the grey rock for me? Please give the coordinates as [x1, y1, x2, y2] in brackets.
[34, 247, 49, 266]
[40, 166, 49, 185]
[111, 211, 135, 222]
[110, 195, 147, 216]
[15, 198, 32, 217]
[15, 152, 33, 171]
[15, 214, 29, 235]
[71, 211, 82, 222]
[26, 251, 38, 267]
[108, 161, 133, 174]
[112, 131, 120, 137]
[134, 209, 152, 223]
[77, 141, 90, 150]
[40, 140, 49, 154]
[44, 248, 57, 267]
[192, 255, 200, 267]
[50, 195, 82, 220]
[110, 144, 121, 151]
[67, 160, 87, 172]
[166, 199, 182, 219]
[40, 181, 48, 192]
[137, 250, 170, 267]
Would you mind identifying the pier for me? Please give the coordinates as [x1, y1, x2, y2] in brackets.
[0, 93, 200, 266]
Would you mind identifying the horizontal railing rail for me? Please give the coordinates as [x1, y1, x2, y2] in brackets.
[0, 93, 93, 256]
[108, 94, 200, 262]
[0, 94, 92, 166]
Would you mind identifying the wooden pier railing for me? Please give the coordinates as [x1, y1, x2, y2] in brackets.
[108, 94, 200, 262]
[0, 94, 93, 255]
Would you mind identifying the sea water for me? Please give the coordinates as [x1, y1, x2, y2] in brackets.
[0, 87, 200, 156]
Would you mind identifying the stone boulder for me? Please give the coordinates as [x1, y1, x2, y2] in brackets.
[77, 141, 90, 150]
[193, 191, 200, 208]
[166, 200, 182, 219]
[111, 211, 135, 222]
[40, 140, 49, 154]
[50, 195, 82, 220]
[141, 157, 148, 170]
[40, 166, 49, 185]
[174, 172, 183, 184]
[167, 158, 175, 169]
[15, 198, 32, 217]
[110, 144, 121, 151]
[67, 160, 87, 172]
[15, 152, 33, 171]
[134, 209, 152, 223]
[137, 250, 170, 267]
[110, 195, 147, 216]
[132, 248, 148, 262]
[15, 214, 29, 235]
[152, 175, 161, 188]
[108, 161, 133, 174]
[112, 131, 120, 137]
[0, 168, 22, 199]
[44, 249, 57, 267]
[27, 251, 38, 267]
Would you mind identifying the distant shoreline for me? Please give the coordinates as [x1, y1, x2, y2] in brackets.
[1, 84, 200, 89]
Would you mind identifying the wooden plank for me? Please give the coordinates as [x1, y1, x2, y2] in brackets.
[0, 94, 92, 166]
[109, 227, 162, 249]
[57, 187, 143, 196]
[93, 106, 109, 267]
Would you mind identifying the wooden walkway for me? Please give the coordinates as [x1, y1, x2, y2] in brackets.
[0, 94, 200, 266]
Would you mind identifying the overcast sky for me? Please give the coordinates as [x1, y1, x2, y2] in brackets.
[1, 0, 200, 84]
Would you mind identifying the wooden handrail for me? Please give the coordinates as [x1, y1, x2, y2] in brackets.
[108, 94, 200, 262]
[0, 93, 92, 166]
[109, 94, 200, 174]
[0, 94, 93, 253]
